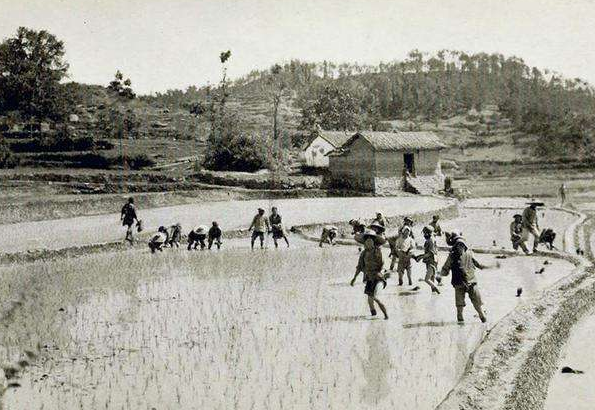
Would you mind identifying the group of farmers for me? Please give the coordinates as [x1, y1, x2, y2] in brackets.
[347, 200, 553, 323]
[120, 197, 553, 324]
[120, 198, 291, 253]
[346, 212, 487, 323]
[510, 201, 555, 254]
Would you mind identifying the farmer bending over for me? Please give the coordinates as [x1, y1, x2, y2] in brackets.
[148, 227, 168, 254]
[188, 225, 207, 250]
[349, 219, 366, 235]
[319, 226, 338, 247]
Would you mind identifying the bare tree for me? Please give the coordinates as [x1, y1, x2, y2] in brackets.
[261, 64, 290, 140]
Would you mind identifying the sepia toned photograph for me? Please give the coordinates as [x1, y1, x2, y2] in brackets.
[0, 0, 594, 409]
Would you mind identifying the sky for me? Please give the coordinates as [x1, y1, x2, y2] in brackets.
[1, 0, 595, 94]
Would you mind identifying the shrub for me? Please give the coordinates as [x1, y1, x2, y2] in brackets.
[203, 116, 283, 172]
[123, 154, 155, 170]
[0, 138, 18, 168]
[204, 133, 281, 172]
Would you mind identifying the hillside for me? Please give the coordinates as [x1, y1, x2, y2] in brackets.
[142, 51, 595, 163]
[3, 50, 595, 175]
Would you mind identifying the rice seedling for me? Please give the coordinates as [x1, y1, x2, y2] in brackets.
[0, 207, 578, 409]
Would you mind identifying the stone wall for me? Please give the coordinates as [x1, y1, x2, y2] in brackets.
[374, 176, 405, 196]
[404, 173, 446, 195]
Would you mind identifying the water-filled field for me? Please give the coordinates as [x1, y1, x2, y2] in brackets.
[0, 196, 450, 253]
[0, 202, 580, 409]
[1, 237, 575, 410]
[545, 307, 595, 410]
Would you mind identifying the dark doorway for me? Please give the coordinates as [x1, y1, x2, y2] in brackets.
[403, 153, 415, 175]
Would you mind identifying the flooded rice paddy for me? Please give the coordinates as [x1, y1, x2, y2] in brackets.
[0, 196, 450, 253]
[0, 205, 579, 409]
[544, 307, 595, 410]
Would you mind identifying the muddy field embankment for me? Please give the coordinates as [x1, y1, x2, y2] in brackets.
[293, 201, 459, 240]
[437, 210, 593, 410]
[0, 197, 459, 265]
[0, 186, 331, 225]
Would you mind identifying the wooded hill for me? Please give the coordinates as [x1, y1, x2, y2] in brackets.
[143, 50, 595, 159]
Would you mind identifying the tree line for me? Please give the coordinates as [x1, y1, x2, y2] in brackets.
[2, 26, 595, 162]
[146, 50, 595, 158]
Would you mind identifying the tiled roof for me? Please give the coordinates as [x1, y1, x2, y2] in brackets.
[347, 131, 446, 151]
[317, 131, 353, 148]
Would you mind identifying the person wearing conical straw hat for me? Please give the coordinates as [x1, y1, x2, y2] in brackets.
[414, 226, 440, 294]
[522, 200, 544, 253]
[368, 221, 387, 239]
[439, 236, 487, 324]
[188, 225, 208, 250]
[148, 226, 168, 254]
[350, 229, 389, 320]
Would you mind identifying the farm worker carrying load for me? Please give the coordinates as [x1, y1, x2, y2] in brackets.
[269, 207, 290, 248]
[510, 214, 529, 254]
[188, 225, 208, 250]
[350, 229, 389, 320]
[319, 225, 338, 247]
[522, 201, 544, 253]
[121, 197, 141, 244]
[387, 226, 415, 286]
[148, 226, 168, 253]
[439, 235, 488, 324]
[208, 222, 223, 250]
[249, 208, 270, 250]
[414, 226, 440, 294]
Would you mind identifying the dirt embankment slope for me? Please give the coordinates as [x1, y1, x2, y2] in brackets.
[438, 209, 593, 410]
